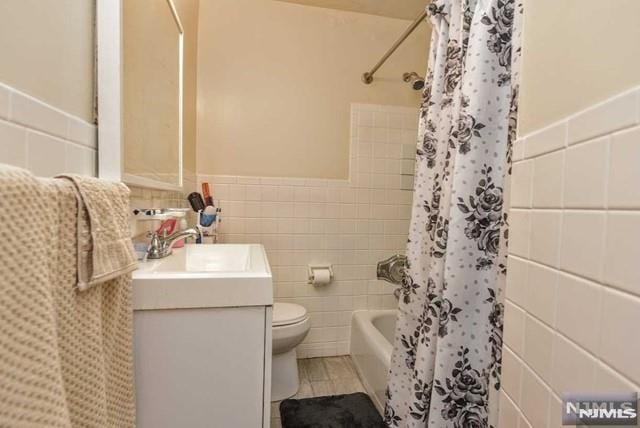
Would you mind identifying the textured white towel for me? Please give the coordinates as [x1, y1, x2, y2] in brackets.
[0, 165, 136, 427]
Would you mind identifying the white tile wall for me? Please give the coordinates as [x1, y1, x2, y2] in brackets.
[501, 86, 640, 427]
[0, 82, 189, 240]
[0, 82, 97, 176]
[198, 103, 417, 358]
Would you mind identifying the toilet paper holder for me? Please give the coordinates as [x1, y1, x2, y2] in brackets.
[307, 264, 334, 285]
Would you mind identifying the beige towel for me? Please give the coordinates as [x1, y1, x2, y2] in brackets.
[0, 165, 71, 427]
[0, 165, 135, 427]
[56, 174, 138, 291]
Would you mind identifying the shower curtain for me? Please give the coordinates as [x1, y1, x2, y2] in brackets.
[385, 0, 522, 427]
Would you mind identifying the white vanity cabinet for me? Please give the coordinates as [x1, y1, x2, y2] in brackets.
[132, 245, 273, 428]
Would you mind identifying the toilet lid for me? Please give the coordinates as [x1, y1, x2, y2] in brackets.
[272, 303, 307, 326]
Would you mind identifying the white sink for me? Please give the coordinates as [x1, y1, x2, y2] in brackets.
[132, 244, 273, 310]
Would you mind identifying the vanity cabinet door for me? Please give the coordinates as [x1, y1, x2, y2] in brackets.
[134, 306, 267, 428]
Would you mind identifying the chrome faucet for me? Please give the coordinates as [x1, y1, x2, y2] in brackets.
[146, 228, 200, 259]
[377, 254, 407, 285]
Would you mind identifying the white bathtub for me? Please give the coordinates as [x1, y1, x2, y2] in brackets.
[350, 309, 397, 413]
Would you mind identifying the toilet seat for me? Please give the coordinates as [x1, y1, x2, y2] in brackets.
[272, 302, 307, 327]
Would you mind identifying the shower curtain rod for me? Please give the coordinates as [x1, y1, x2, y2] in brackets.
[362, 8, 429, 84]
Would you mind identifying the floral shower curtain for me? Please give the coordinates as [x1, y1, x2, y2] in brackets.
[385, 0, 522, 427]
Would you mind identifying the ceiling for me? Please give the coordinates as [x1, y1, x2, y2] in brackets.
[274, 0, 429, 20]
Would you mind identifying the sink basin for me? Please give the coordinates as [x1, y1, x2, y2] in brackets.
[132, 244, 273, 310]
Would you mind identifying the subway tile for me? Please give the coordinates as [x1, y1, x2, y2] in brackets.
[0, 85, 9, 119]
[568, 90, 638, 145]
[498, 391, 521, 428]
[401, 130, 416, 145]
[10, 90, 68, 138]
[373, 112, 388, 129]
[26, 131, 66, 177]
[532, 151, 564, 208]
[508, 209, 531, 258]
[559, 211, 605, 281]
[529, 210, 562, 267]
[607, 127, 640, 208]
[65, 144, 96, 176]
[524, 121, 566, 158]
[546, 394, 563, 428]
[505, 256, 528, 306]
[260, 185, 277, 201]
[0, 119, 27, 168]
[555, 273, 601, 354]
[276, 185, 294, 202]
[400, 159, 415, 175]
[403, 113, 419, 130]
[258, 177, 281, 186]
[67, 116, 97, 148]
[502, 89, 640, 428]
[400, 143, 415, 160]
[519, 414, 532, 428]
[519, 367, 550, 428]
[513, 138, 526, 162]
[550, 333, 596, 395]
[523, 315, 554, 382]
[245, 185, 262, 201]
[603, 212, 640, 295]
[504, 301, 526, 356]
[502, 347, 523, 404]
[523, 262, 557, 326]
[594, 361, 640, 394]
[510, 160, 533, 208]
[598, 288, 640, 385]
[238, 176, 261, 185]
[357, 110, 374, 127]
[563, 136, 608, 208]
[228, 184, 246, 200]
[387, 113, 403, 130]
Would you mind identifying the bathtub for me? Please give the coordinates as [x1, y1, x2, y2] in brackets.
[350, 309, 397, 413]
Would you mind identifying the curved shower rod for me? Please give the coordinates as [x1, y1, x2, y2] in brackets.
[362, 8, 429, 85]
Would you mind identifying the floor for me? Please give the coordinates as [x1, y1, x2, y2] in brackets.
[270, 356, 367, 428]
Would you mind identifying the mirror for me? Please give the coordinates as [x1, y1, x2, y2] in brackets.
[97, 0, 183, 191]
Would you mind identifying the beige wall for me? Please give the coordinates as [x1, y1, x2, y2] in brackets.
[0, 0, 95, 122]
[518, 0, 640, 135]
[196, 0, 428, 179]
[275, 0, 428, 20]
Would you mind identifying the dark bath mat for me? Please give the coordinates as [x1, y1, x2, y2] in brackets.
[279, 392, 385, 428]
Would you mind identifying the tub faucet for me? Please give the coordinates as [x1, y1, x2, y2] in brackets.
[146, 228, 200, 259]
[377, 254, 407, 285]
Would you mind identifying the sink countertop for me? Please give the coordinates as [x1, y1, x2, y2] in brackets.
[132, 244, 273, 310]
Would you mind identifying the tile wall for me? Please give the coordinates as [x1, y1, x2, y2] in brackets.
[0, 82, 97, 176]
[0, 81, 192, 238]
[500, 87, 640, 428]
[198, 103, 418, 357]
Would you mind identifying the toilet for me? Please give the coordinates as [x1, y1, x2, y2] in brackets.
[271, 302, 310, 401]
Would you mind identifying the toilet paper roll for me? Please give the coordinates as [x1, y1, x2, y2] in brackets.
[312, 269, 331, 286]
